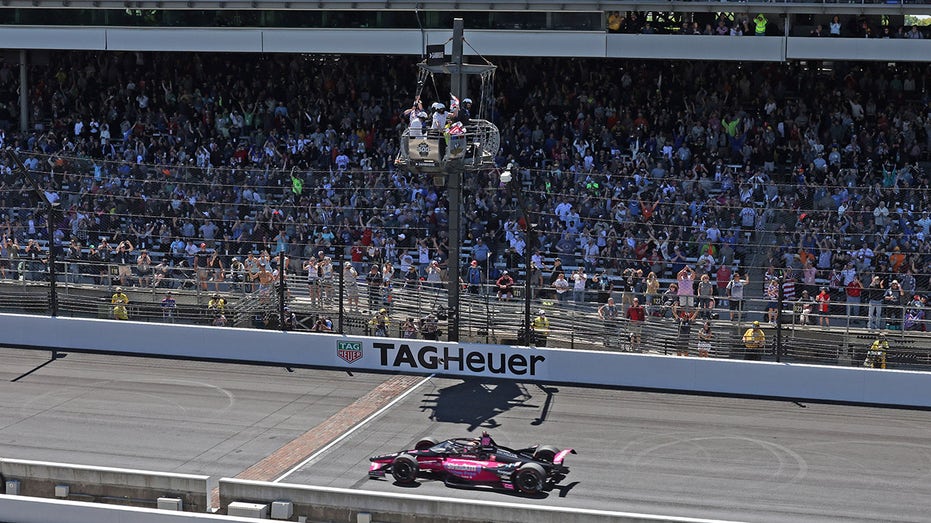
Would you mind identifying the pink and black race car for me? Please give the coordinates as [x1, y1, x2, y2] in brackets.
[368, 432, 575, 495]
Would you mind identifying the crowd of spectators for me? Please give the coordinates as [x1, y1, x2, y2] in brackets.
[606, 11, 779, 36]
[605, 11, 929, 39]
[0, 51, 929, 328]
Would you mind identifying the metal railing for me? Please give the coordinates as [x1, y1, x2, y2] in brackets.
[3, 265, 931, 371]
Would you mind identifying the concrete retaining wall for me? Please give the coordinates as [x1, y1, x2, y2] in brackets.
[0, 494, 267, 523]
[2, 313, 931, 408]
[218, 478, 728, 523]
[0, 459, 209, 513]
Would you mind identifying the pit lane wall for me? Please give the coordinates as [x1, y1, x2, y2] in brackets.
[217, 478, 715, 523]
[0, 458, 210, 513]
[2, 313, 930, 408]
[0, 494, 267, 523]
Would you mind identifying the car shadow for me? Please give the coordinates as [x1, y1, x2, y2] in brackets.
[420, 379, 540, 430]
[552, 480, 580, 498]
[390, 480, 423, 489]
[443, 479, 550, 499]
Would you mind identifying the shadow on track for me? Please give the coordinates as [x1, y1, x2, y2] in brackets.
[420, 379, 538, 431]
[531, 383, 558, 426]
[11, 353, 67, 382]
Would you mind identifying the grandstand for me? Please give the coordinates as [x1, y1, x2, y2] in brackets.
[0, 2, 930, 368]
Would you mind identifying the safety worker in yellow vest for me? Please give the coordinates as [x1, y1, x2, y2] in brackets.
[111, 286, 129, 320]
[865, 332, 889, 369]
[531, 309, 550, 347]
[742, 320, 766, 360]
[754, 14, 768, 36]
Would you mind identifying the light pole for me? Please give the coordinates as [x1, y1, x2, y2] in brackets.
[398, 18, 498, 342]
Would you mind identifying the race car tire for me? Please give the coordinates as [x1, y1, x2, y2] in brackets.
[414, 437, 439, 451]
[391, 453, 420, 484]
[533, 445, 560, 463]
[514, 462, 546, 495]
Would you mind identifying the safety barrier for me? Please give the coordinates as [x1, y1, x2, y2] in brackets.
[2, 312, 931, 407]
[0, 494, 266, 523]
[218, 478, 733, 523]
[0, 458, 210, 513]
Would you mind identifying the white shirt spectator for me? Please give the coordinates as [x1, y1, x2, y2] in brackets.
[335, 152, 350, 171]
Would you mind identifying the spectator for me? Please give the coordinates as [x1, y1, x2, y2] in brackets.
[606, 11, 623, 33]
[466, 259, 483, 294]
[727, 272, 749, 321]
[884, 279, 906, 328]
[673, 304, 698, 356]
[496, 270, 514, 301]
[311, 315, 334, 332]
[845, 274, 863, 323]
[400, 317, 419, 338]
[115, 240, 134, 287]
[404, 265, 421, 289]
[816, 287, 832, 327]
[697, 273, 716, 319]
[365, 264, 382, 311]
[796, 290, 815, 325]
[161, 291, 177, 323]
[228, 257, 246, 292]
[571, 267, 588, 303]
[625, 297, 645, 351]
[829, 16, 842, 37]
[369, 308, 391, 337]
[866, 276, 886, 330]
[207, 250, 225, 292]
[344, 262, 360, 311]
[697, 321, 713, 358]
[207, 293, 226, 316]
[420, 313, 440, 340]
[552, 272, 570, 302]
[677, 266, 696, 307]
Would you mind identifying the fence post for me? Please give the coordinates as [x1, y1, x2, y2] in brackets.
[775, 277, 784, 362]
[47, 209, 59, 318]
[338, 255, 345, 334]
[278, 251, 286, 331]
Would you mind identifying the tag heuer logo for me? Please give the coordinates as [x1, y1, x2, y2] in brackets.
[337, 341, 363, 364]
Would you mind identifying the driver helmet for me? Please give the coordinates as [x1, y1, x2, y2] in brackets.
[480, 431, 492, 447]
[463, 98, 472, 105]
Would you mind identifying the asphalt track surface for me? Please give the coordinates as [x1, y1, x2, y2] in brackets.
[2, 347, 931, 522]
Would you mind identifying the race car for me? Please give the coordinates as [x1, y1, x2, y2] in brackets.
[368, 432, 574, 494]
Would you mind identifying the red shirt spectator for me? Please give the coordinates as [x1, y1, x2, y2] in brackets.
[626, 302, 646, 322]
[846, 279, 862, 298]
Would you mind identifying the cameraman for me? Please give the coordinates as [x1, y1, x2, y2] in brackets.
[311, 316, 333, 333]
[420, 313, 439, 340]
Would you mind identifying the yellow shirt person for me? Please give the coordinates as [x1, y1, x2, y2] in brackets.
[742, 321, 765, 360]
[531, 310, 550, 347]
[111, 287, 129, 320]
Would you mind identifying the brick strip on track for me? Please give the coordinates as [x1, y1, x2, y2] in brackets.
[239, 373, 424, 481]
[210, 373, 424, 508]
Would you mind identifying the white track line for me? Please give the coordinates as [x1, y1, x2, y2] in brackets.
[273, 373, 435, 483]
